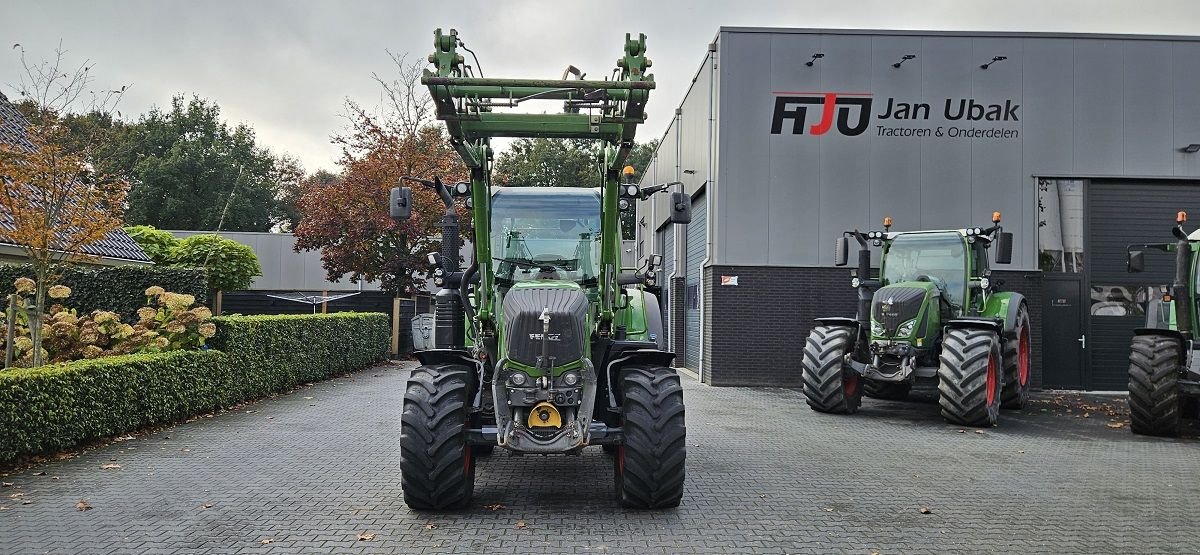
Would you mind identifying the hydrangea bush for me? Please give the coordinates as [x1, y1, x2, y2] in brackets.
[3, 281, 216, 367]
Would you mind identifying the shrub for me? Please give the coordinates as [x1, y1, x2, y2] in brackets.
[123, 225, 180, 265]
[172, 234, 262, 292]
[0, 312, 389, 463]
[0, 265, 207, 321]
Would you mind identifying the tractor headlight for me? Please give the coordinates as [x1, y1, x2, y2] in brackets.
[896, 318, 918, 337]
[619, 198, 631, 211]
[871, 320, 885, 336]
[509, 372, 527, 387]
[561, 372, 580, 386]
[851, 277, 861, 288]
[979, 277, 990, 290]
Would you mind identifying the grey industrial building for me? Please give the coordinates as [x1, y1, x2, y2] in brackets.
[636, 27, 1200, 390]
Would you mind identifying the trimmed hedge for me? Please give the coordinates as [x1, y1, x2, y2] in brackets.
[0, 312, 389, 463]
[0, 264, 208, 320]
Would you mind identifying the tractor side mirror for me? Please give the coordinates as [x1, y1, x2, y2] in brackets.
[669, 192, 691, 224]
[994, 232, 1013, 265]
[1128, 250, 1145, 273]
[834, 236, 849, 266]
[390, 186, 413, 220]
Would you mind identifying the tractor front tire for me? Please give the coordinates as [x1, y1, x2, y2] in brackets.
[938, 328, 1003, 427]
[614, 366, 686, 509]
[1128, 334, 1182, 437]
[864, 379, 911, 401]
[399, 363, 475, 510]
[1000, 303, 1033, 409]
[801, 326, 863, 414]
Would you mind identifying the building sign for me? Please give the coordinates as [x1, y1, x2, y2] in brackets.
[720, 275, 739, 286]
[769, 92, 1020, 139]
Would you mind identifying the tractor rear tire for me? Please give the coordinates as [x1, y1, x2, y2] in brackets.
[399, 363, 475, 510]
[1001, 303, 1033, 409]
[801, 326, 863, 414]
[1128, 334, 1182, 437]
[863, 379, 911, 401]
[614, 366, 686, 509]
[938, 328, 1003, 427]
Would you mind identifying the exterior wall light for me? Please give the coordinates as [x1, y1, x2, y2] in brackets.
[1183, 144, 1200, 153]
[893, 54, 916, 68]
[806, 53, 824, 67]
[981, 56, 1008, 69]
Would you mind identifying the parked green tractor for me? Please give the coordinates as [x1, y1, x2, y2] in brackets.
[1125, 211, 1200, 436]
[801, 214, 1032, 427]
[390, 29, 691, 510]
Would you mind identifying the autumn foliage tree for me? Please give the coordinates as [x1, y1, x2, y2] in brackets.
[293, 55, 468, 295]
[0, 44, 130, 366]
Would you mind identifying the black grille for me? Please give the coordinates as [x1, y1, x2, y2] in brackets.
[871, 286, 927, 335]
[503, 287, 589, 367]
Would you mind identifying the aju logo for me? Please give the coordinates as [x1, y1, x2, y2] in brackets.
[770, 92, 873, 136]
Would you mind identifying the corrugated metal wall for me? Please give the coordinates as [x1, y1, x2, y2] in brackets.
[660, 226, 674, 348]
[684, 193, 707, 369]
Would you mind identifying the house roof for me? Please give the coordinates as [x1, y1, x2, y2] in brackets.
[0, 92, 152, 263]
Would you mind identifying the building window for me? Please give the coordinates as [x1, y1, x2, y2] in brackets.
[1038, 178, 1085, 272]
[1090, 285, 1146, 317]
[686, 284, 698, 310]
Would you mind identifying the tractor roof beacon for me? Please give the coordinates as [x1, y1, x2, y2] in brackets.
[391, 29, 690, 510]
[1125, 211, 1200, 437]
[802, 213, 1031, 427]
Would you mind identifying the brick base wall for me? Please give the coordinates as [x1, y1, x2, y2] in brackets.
[699, 265, 1044, 388]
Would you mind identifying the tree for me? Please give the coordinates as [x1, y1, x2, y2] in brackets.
[123, 225, 179, 265]
[171, 234, 262, 292]
[293, 55, 468, 296]
[0, 43, 130, 366]
[272, 155, 308, 232]
[111, 95, 284, 232]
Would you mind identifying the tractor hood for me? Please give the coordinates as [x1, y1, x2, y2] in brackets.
[501, 282, 589, 370]
[871, 282, 935, 339]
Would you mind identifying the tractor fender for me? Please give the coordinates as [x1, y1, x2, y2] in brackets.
[640, 290, 666, 350]
[943, 317, 1003, 334]
[814, 317, 861, 332]
[1132, 328, 1189, 365]
[413, 348, 481, 369]
[603, 347, 677, 408]
[980, 291, 1027, 333]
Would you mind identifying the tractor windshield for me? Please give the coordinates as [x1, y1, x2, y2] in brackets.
[490, 188, 601, 285]
[882, 232, 968, 308]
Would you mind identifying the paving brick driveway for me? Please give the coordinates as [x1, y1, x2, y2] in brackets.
[2, 361, 1198, 554]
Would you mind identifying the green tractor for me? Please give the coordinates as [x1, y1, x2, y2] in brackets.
[1125, 211, 1200, 436]
[801, 214, 1032, 427]
[390, 29, 691, 510]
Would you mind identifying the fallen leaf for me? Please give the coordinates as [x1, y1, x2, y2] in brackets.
[357, 532, 376, 541]
[21, 500, 31, 505]
[758, 494, 767, 499]
[246, 410, 256, 414]
[0, 506, 7, 510]
[1082, 412, 1090, 418]
[267, 417, 274, 420]
[181, 448, 191, 453]
[1018, 450, 1025, 454]
[260, 538, 274, 545]
[1106, 422, 1123, 429]
[9, 492, 25, 498]
[484, 503, 505, 511]
[424, 523, 437, 530]
[1, 482, 11, 488]
[919, 507, 933, 514]
[957, 429, 966, 434]
[100, 464, 121, 470]
[303, 397, 313, 400]
[200, 503, 213, 509]
[515, 520, 527, 529]
[76, 499, 91, 511]
[823, 507, 834, 512]
[31, 471, 45, 476]
[974, 430, 984, 435]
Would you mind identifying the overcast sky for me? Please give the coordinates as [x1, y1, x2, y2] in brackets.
[3, 0, 1199, 172]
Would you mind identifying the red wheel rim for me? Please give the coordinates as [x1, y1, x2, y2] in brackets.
[986, 351, 998, 407]
[1018, 325, 1030, 387]
[844, 373, 859, 397]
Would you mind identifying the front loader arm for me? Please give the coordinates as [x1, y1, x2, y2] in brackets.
[421, 28, 654, 333]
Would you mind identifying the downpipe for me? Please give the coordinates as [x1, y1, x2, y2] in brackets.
[697, 45, 716, 383]
[668, 108, 683, 355]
